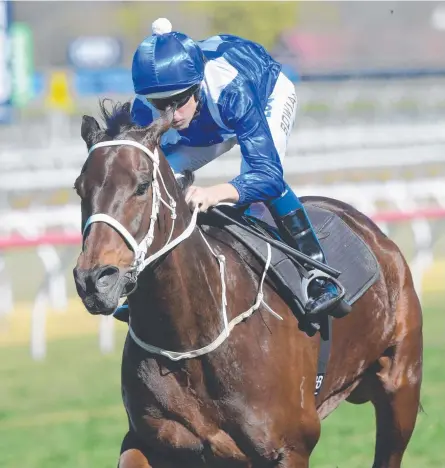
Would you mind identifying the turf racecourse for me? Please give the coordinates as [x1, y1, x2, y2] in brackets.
[0, 295, 443, 468]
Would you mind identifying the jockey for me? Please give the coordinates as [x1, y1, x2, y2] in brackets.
[116, 18, 346, 322]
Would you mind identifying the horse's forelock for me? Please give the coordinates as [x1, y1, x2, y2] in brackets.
[99, 99, 134, 138]
[97, 98, 173, 147]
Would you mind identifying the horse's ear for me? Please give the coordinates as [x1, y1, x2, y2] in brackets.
[81, 115, 101, 149]
[142, 111, 173, 147]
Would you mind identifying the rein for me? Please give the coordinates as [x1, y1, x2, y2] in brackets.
[84, 140, 281, 361]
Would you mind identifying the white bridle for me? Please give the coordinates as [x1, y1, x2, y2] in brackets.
[83, 140, 200, 272]
[83, 139, 281, 361]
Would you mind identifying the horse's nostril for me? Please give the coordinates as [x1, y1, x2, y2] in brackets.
[74, 265, 120, 296]
[96, 266, 119, 291]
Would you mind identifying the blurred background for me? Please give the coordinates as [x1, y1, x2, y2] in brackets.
[0, 2, 443, 467]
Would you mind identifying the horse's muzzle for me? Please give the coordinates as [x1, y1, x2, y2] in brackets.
[73, 265, 127, 315]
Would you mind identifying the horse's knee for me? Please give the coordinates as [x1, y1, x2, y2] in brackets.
[279, 414, 320, 467]
[278, 450, 310, 468]
[119, 448, 152, 468]
[119, 433, 181, 468]
[119, 432, 152, 468]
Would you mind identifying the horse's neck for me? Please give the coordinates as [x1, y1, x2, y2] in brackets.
[129, 211, 224, 352]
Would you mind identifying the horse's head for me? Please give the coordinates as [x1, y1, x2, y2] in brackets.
[73, 100, 192, 315]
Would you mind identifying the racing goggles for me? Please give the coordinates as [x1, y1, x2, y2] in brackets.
[147, 84, 200, 111]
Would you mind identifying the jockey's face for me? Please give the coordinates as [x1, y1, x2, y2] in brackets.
[170, 94, 198, 130]
[148, 85, 200, 130]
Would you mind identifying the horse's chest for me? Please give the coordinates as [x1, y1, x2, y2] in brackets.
[124, 387, 250, 464]
[123, 357, 269, 465]
[123, 362, 210, 444]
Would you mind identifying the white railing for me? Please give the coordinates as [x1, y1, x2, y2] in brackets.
[1, 119, 445, 172]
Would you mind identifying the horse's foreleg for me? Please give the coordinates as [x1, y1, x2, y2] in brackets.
[119, 448, 152, 468]
[118, 432, 151, 468]
[118, 431, 192, 468]
[273, 450, 310, 468]
[272, 416, 319, 468]
[119, 446, 179, 468]
[371, 292, 423, 468]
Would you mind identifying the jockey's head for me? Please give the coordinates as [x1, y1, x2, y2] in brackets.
[132, 18, 204, 130]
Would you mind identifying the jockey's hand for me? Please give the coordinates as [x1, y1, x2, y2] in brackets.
[185, 184, 240, 212]
[185, 186, 217, 212]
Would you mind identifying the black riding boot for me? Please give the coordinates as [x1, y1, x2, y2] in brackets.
[277, 207, 346, 318]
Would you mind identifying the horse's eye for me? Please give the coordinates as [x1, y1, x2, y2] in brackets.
[135, 182, 150, 196]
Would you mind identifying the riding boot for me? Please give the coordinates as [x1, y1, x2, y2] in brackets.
[113, 300, 130, 323]
[268, 184, 348, 319]
[278, 206, 344, 316]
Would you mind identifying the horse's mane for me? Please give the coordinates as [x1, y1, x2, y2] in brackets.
[176, 170, 195, 192]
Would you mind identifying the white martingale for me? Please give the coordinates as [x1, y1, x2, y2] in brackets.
[85, 140, 282, 361]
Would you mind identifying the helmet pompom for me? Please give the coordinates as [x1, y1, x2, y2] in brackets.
[152, 18, 173, 35]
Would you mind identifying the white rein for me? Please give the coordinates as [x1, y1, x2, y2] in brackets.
[84, 140, 281, 361]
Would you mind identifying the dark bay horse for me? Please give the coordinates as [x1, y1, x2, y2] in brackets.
[73, 101, 423, 468]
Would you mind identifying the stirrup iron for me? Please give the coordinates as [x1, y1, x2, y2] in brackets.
[300, 269, 345, 305]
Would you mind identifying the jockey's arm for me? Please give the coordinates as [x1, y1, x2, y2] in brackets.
[223, 85, 285, 206]
[184, 84, 285, 212]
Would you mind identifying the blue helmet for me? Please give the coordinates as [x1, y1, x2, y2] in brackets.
[132, 19, 205, 98]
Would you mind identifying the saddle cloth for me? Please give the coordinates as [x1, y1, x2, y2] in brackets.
[199, 203, 380, 323]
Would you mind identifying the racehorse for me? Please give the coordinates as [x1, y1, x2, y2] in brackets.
[73, 100, 423, 468]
